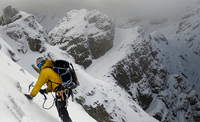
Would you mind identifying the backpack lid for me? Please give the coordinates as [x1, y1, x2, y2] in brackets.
[54, 60, 70, 68]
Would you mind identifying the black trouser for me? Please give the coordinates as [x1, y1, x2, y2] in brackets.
[55, 91, 72, 122]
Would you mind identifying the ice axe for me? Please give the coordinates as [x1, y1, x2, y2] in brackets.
[28, 82, 34, 92]
[27, 82, 47, 100]
[24, 82, 35, 100]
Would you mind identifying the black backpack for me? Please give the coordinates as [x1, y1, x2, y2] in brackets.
[52, 60, 79, 90]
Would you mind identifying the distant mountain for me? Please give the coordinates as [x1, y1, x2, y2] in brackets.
[49, 9, 115, 68]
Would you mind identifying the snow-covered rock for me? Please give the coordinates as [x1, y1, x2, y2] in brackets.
[49, 9, 115, 68]
[0, 6, 48, 54]
[113, 30, 200, 122]
[157, 2, 200, 95]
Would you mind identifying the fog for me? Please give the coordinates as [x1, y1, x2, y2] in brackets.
[0, 0, 196, 19]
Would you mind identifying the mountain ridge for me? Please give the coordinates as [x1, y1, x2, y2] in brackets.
[0, 6, 158, 122]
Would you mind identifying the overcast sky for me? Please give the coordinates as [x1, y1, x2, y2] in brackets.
[0, 0, 196, 18]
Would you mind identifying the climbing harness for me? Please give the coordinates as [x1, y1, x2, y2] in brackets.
[56, 89, 69, 108]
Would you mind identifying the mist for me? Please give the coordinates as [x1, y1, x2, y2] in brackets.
[0, 0, 196, 19]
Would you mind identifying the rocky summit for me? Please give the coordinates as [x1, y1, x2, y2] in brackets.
[49, 9, 115, 68]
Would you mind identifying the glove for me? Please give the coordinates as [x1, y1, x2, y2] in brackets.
[39, 89, 47, 95]
[24, 94, 33, 100]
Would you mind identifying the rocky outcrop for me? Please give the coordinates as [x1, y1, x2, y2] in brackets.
[0, 6, 48, 53]
[110, 30, 164, 109]
[49, 9, 115, 68]
[0, 6, 21, 25]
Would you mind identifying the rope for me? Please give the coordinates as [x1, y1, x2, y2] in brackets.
[42, 93, 56, 110]
[42, 81, 56, 110]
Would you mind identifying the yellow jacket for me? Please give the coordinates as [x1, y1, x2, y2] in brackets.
[30, 60, 62, 98]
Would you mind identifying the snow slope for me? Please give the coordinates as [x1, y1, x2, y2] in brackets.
[0, 36, 96, 122]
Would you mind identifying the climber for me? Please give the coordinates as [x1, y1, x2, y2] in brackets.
[25, 57, 72, 122]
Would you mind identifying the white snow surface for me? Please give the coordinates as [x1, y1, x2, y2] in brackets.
[0, 36, 96, 122]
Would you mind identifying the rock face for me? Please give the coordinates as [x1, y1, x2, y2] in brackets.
[109, 29, 200, 122]
[110, 30, 165, 109]
[0, 6, 48, 53]
[49, 9, 115, 68]
[107, 3, 200, 121]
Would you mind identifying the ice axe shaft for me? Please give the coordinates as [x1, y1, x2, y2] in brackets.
[28, 82, 34, 92]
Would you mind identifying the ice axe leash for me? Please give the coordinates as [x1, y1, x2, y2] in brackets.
[27, 82, 54, 110]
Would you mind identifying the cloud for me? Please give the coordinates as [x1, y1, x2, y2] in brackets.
[0, 0, 196, 18]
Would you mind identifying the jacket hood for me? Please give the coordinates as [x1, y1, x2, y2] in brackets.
[41, 60, 54, 71]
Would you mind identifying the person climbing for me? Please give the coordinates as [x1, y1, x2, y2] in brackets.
[25, 57, 74, 122]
